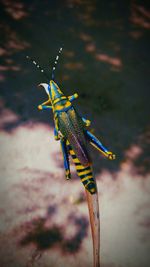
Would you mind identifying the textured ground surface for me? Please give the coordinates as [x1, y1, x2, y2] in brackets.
[0, 1, 150, 267]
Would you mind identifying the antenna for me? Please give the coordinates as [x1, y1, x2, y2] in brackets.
[26, 55, 49, 80]
[52, 47, 63, 80]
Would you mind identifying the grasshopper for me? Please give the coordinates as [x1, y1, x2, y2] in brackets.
[27, 48, 115, 194]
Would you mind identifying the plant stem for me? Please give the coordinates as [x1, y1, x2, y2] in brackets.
[85, 187, 100, 267]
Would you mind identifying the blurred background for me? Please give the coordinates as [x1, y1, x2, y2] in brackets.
[0, 0, 150, 266]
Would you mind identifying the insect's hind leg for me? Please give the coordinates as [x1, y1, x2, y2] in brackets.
[85, 130, 116, 160]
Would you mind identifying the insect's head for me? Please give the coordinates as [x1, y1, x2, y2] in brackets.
[39, 80, 65, 105]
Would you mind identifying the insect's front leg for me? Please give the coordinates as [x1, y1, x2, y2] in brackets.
[38, 99, 52, 110]
[68, 93, 78, 102]
[60, 138, 71, 180]
[54, 128, 60, 140]
[53, 112, 62, 140]
[85, 130, 116, 160]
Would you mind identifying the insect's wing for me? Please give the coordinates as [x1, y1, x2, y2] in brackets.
[58, 108, 91, 166]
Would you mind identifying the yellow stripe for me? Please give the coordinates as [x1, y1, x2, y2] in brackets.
[54, 117, 58, 127]
[85, 180, 95, 187]
[90, 142, 108, 157]
[76, 165, 84, 170]
[55, 104, 64, 110]
[78, 169, 91, 176]
[53, 96, 67, 105]
[65, 102, 71, 108]
[81, 175, 93, 182]
[55, 102, 71, 111]
[73, 158, 80, 163]
[69, 149, 75, 155]
[55, 103, 71, 111]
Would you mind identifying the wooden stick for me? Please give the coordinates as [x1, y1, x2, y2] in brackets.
[85, 186, 100, 267]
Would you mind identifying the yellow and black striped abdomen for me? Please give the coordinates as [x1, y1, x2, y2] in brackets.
[67, 142, 97, 194]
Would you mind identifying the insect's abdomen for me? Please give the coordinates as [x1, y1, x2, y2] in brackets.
[67, 142, 97, 194]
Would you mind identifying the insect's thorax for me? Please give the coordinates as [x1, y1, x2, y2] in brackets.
[52, 97, 72, 112]
[49, 80, 72, 112]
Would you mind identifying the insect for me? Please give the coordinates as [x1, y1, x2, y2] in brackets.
[26, 48, 115, 194]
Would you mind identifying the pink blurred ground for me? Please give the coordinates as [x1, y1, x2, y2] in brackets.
[0, 115, 150, 267]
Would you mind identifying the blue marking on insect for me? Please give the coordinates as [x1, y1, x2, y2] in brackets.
[48, 84, 51, 94]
